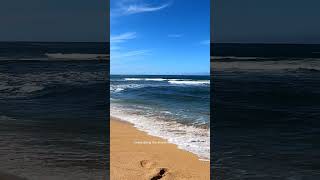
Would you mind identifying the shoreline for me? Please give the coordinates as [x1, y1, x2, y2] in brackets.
[110, 117, 210, 179]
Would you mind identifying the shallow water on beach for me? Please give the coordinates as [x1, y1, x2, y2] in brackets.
[110, 75, 210, 160]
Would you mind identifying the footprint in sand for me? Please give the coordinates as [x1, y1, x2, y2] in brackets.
[140, 160, 169, 180]
[149, 168, 168, 180]
[140, 160, 156, 169]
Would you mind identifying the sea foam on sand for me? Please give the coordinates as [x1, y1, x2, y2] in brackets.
[111, 105, 210, 160]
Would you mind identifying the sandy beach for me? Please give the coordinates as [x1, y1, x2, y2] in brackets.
[110, 117, 210, 180]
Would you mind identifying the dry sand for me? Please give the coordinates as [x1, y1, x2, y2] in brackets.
[110, 117, 210, 180]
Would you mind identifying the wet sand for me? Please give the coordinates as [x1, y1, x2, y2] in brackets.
[110, 117, 210, 180]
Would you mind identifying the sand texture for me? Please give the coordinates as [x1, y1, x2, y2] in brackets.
[110, 117, 210, 180]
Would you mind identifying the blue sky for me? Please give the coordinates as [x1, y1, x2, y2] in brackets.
[111, 0, 210, 75]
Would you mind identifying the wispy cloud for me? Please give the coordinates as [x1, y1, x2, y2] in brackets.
[123, 3, 170, 15]
[200, 39, 210, 45]
[111, 32, 136, 43]
[112, 1, 171, 17]
[111, 31, 150, 60]
[110, 45, 121, 51]
[168, 34, 184, 38]
[111, 50, 150, 59]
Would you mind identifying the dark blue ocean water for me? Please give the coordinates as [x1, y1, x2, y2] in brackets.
[212, 44, 320, 180]
[0, 42, 108, 179]
[110, 75, 210, 159]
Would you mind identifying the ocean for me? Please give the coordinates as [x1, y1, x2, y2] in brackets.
[212, 44, 320, 179]
[110, 75, 210, 160]
[0, 42, 109, 179]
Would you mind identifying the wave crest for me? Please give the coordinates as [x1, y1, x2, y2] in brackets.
[168, 80, 210, 85]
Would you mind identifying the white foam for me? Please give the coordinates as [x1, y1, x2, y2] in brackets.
[123, 78, 210, 85]
[144, 78, 167, 81]
[111, 87, 124, 93]
[124, 78, 168, 81]
[168, 80, 210, 85]
[110, 84, 143, 93]
[124, 78, 143, 81]
[111, 78, 210, 94]
[111, 105, 210, 160]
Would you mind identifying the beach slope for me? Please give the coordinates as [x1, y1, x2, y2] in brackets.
[110, 117, 210, 180]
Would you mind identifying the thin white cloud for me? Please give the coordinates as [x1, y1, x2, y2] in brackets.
[123, 3, 170, 15]
[200, 39, 210, 45]
[110, 32, 136, 43]
[168, 34, 184, 38]
[112, 1, 171, 17]
[111, 50, 150, 59]
[110, 31, 150, 60]
[110, 45, 121, 51]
